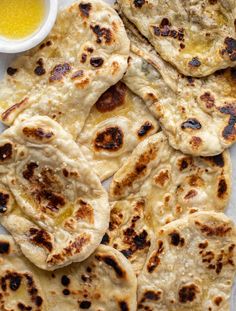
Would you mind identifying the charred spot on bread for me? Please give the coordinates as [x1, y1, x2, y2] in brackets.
[94, 127, 123, 151]
[29, 228, 53, 252]
[147, 241, 164, 273]
[22, 162, 38, 180]
[140, 290, 162, 304]
[179, 284, 200, 303]
[7, 67, 17, 76]
[119, 301, 129, 311]
[101, 233, 110, 245]
[0, 143, 12, 161]
[95, 82, 126, 112]
[90, 57, 104, 67]
[133, 0, 145, 8]
[22, 127, 54, 140]
[200, 92, 215, 108]
[218, 104, 236, 140]
[217, 178, 227, 199]
[79, 300, 92, 309]
[0, 192, 9, 213]
[188, 57, 201, 67]
[79, 3, 92, 17]
[2, 98, 28, 121]
[137, 121, 154, 137]
[95, 254, 126, 278]
[221, 37, 236, 61]
[71, 70, 84, 79]
[195, 221, 232, 236]
[203, 154, 224, 167]
[61, 275, 70, 287]
[0, 241, 10, 254]
[49, 63, 71, 82]
[152, 23, 184, 41]
[181, 118, 202, 130]
[90, 25, 112, 44]
[169, 231, 185, 246]
[34, 60, 46, 76]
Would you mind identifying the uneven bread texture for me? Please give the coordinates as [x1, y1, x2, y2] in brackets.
[0, 0, 130, 138]
[117, 0, 236, 77]
[138, 212, 236, 311]
[0, 116, 109, 270]
[0, 235, 137, 311]
[123, 40, 236, 156]
[78, 82, 159, 181]
[106, 132, 231, 274]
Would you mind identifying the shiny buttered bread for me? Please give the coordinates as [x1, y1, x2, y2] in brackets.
[0, 116, 109, 270]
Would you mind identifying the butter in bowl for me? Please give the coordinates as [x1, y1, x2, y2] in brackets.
[0, 0, 58, 53]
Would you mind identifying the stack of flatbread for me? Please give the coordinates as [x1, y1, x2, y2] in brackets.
[0, 0, 236, 310]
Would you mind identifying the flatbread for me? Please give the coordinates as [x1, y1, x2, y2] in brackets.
[0, 0, 130, 138]
[0, 235, 137, 311]
[138, 212, 236, 311]
[102, 198, 154, 275]
[106, 132, 231, 274]
[0, 116, 109, 270]
[123, 38, 236, 156]
[117, 0, 236, 77]
[78, 81, 159, 181]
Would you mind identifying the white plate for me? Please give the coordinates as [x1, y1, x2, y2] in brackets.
[0, 0, 235, 309]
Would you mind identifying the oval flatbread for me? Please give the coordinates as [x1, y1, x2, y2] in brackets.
[78, 82, 159, 181]
[0, 235, 137, 311]
[138, 212, 236, 311]
[117, 0, 236, 77]
[0, 116, 109, 270]
[123, 37, 236, 156]
[0, 0, 130, 138]
[106, 132, 231, 274]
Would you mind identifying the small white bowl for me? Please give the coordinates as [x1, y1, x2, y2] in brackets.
[0, 0, 58, 54]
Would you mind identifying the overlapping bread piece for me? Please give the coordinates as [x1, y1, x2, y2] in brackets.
[0, 0, 130, 138]
[138, 212, 236, 311]
[0, 116, 109, 270]
[122, 27, 236, 156]
[78, 82, 159, 180]
[105, 132, 231, 274]
[0, 235, 137, 311]
[117, 0, 236, 77]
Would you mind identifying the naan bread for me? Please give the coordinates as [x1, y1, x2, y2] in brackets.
[0, 116, 109, 270]
[138, 212, 236, 311]
[117, 0, 236, 77]
[0, 235, 137, 311]
[123, 40, 236, 156]
[102, 198, 154, 275]
[0, 235, 48, 311]
[78, 81, 159, 181]
[106, 132, 231, 274]
[0, 0, 130, 138]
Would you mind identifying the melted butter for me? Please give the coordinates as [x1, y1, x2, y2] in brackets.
[20, 192, 39, 211]
[0, 0, 45, 39]
[54, 204, 74, 226]
[88, 90, 134, 126]
[182, 32, 214, 55]
[20, 190, 74, 225]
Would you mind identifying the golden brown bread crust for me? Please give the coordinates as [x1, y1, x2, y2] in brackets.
[138, 212, 236, 310]
[107, 132, 231, 274]
[77, 82, 159, 181]
[0, 0, 130, 138]
[0, 116, 110, 270]
[117, 0, 236, 77]
[0, 235, 137, 311]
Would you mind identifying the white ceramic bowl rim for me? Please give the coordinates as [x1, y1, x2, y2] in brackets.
[0, 0, 58, 54]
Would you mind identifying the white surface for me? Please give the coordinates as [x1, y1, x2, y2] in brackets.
[0, 0, 58, 53]
[0, 0, 235, 308]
